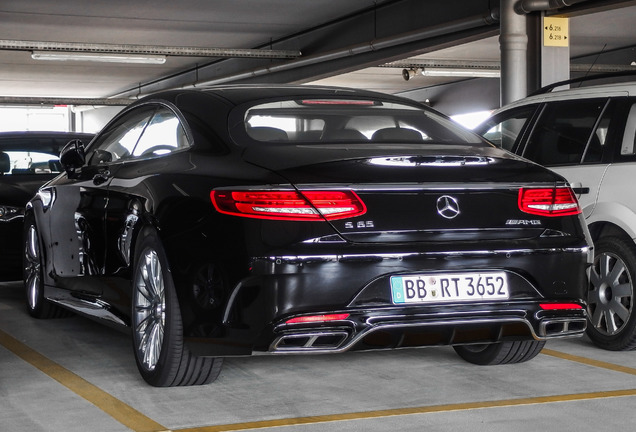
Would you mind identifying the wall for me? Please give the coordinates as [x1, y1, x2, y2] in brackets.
[76, 106, 124, 133]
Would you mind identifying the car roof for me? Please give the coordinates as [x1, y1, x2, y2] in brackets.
[490, 81, 636, 116]
[145, 84, 430, 109]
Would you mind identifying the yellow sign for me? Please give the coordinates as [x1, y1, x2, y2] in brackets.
[544, 17, 569, 47]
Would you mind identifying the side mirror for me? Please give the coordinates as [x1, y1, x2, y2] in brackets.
[60, 139, 86, 174]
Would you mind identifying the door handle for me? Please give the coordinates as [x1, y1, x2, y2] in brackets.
[572, 187, 590, 195]
[569, 182, 589, 197]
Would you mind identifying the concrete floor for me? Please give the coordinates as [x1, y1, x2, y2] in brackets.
[2, 280, 636, 432]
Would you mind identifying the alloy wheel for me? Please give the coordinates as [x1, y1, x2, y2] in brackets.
[133, 249, 166, 372]
[588, 251, 634, 336]
[24, 225, 42, 311]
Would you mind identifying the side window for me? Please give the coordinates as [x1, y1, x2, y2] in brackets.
[621, 103, 636, 156]
[476, 105, 537, 151]
[583, 102, 614, 163]
[87, 106, 156, 165]
[522, 99, 607, 167]
[131, 107, 190, 157]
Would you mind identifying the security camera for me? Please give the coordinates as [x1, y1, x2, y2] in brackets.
[402, 68, 416, 81]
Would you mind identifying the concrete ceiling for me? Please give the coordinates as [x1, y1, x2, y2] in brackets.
[0, 0, 634, 114]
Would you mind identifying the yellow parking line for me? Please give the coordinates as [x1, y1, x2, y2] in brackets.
[542, 348, 636, 375]
[175, 389, 636, 432]
[0, 328, 169, 432]
[3, 328, 636, 432]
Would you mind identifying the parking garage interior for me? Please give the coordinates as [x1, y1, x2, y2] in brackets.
[2, 1, 636, 431]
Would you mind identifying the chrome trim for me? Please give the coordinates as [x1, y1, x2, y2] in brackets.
[539, 318, 587, 337]
[296, 182, 570, 191]
[436, 195, 460, 219]
[257, 246, 591, 265]
[212, 181, 571, 192]
[0, 214, 24, 222]
[271, 331, 350, 351]
[265, 316, 582, 355]
[48, 297, 126, 326]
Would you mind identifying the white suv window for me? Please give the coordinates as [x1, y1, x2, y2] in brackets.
[522, 99, 609, 166]
[621, 103, 636, 155]
[478, 105, 537, 151]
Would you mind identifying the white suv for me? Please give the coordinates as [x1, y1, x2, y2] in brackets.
[475, 79, 636, 351]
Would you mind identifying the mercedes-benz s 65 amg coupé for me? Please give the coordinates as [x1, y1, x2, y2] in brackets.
[24, 85, 591, 386]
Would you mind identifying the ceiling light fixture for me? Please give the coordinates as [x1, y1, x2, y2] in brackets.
[31, 51, 167, 64]
[420, 67, 500, 78]
[401, 67, 500, 80]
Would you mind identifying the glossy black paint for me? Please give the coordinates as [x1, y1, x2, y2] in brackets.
[27, 86, 591, 358]
[0, 131, 94, 280]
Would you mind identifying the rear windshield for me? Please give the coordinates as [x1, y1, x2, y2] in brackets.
[240, 98, 484, 146]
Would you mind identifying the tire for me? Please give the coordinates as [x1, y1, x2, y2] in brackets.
[131, 230, 223, 386]
[586, 236, 636, 351]
[453, 340, 546, 365]
[23, 218, 70, 319]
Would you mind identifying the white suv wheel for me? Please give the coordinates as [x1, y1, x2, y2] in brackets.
[587, 236, 636, 350]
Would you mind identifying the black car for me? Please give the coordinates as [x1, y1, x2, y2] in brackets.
[0, 131, 94, 280]
[24, 85, 591, 387]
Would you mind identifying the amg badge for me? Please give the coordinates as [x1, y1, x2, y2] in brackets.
[505, 219, 542, 225]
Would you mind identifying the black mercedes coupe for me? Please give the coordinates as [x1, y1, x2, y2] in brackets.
[0, 131, 94, 280]
[24, 85, 592, 386]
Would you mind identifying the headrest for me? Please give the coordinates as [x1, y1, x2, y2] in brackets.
[372, 127, 423, 142]
[321, 129, 368, 141]
[247, 126, 288, 142]
[0, 152, 10, 174]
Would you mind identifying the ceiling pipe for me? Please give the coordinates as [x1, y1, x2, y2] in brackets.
[0, 39, 300, 59]
[185, 11, 499, 88]
[382, 59, 636, 74]
[0, 96, 132, 106]
[515, 0, 589, 14]
[111, 9, 500, 98]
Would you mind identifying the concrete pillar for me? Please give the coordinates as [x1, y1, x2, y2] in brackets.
[500, 0, 528, 106]
[540, 13, 570, 87]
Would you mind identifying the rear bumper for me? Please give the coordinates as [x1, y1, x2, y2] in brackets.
[184, 244, 591, 357]
[267, 302, 587, 354]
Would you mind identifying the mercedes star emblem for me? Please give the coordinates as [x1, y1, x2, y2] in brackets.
[436, 195, 460, 219]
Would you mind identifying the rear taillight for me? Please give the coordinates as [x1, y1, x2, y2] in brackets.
[211, 190, 367, 221]
[518, 187, 581, 217]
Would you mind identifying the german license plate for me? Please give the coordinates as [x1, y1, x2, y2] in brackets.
[390, 272, 509, 304]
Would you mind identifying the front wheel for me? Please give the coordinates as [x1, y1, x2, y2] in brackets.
[131, 230, 223, 386]
[23, 218, 70, 319]
[453, 340, 546, 365]
[586, 236, 636, 350]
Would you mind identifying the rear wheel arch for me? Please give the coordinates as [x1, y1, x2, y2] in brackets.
[130, 227, 223, 386]
[587, 202, 636, 242]
[588, 221, 632, 244]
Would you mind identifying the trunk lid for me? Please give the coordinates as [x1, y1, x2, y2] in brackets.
[243, 144, 574, 244]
